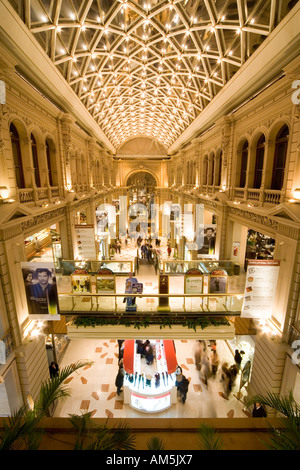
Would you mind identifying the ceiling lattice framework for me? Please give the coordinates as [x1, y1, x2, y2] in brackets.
[11, 0, 296, 150]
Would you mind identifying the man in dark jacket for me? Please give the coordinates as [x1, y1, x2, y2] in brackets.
[175, 375, 189, 404]
[115, 367, 125, 395]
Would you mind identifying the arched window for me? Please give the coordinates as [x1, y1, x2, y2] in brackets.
[46, 138, 54, 186]
[209, 153, 215, 185]
[10, 123, 25, 188]
[253, 134, 265, 189]
[216, 151, 222, 186]
[240, 140, 248, 188]
[203, 156, 208, 185]
[31, 134, 41, 187]
[271, 125, 289, 190]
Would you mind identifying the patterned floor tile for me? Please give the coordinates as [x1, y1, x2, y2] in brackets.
[92, 392, 99, 400]
[101, 384, 109, 392]
[81, 377, 88, 384]
[114, 401, 123, 410]
[80, 400, 90, 410]
[106, 358, 113, 364]
[105, 410, 114, 418]
[107, 392, 116, 400]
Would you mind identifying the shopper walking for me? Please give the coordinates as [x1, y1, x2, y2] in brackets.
[252, 403, 267, 417]
[49, 361, 59, 379]
[221, 362, 232, 399]
[115, 367, 125, 395]
[234, 349, 245, 369]
[210, 349, 220, 377]
[175, 374, 189, 404]
[200, 352, 210, 386]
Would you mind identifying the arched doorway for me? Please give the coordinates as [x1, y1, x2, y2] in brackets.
[126, 171, 157, 207]
[126, 172, 157, 240]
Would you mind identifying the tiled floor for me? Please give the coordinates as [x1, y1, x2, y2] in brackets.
[34, 240, 248, 419]
[54, 338, 248, 419]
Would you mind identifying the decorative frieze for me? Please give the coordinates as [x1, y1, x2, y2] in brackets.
[228, 206, 279, 230]
[21, 206, 65, 231]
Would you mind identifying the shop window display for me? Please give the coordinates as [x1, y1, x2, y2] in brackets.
[245, 229, 275, 268]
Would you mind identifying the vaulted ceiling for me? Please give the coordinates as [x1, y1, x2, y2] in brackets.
[8, 0, 298, 150]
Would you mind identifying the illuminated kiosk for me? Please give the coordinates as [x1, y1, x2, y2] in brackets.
[123, 339, 178, 413]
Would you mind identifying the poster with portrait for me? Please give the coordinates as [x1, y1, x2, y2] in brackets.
[197, 225, 217, 255]
[71, 269, 91, 293]
[112, 199, 120, 214]
[21, 261, 60, 320]
[209, 269, 227, 294]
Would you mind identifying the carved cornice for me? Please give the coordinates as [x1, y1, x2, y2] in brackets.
[228, 206, 278, 230]
[21, 207, 65, 232]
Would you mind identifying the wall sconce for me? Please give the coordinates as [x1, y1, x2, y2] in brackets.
[293, 188, 300, 200]
[290, 188, 300, 203]
[0, 186, 10, 199]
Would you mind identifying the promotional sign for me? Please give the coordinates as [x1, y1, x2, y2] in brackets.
[233, 241, 240, 257]
[75, 224, 96, 259]
[197, 225, 217, 255]
[71, 269, 91, 293]
[158, 274, 169, 308]
[21, 262, 60, 320]
[209, 269, 227, 294]
[241, 259, 280, 318]
[131, 282, 143, 294]
[185, 268, 203, 294]
[95, 268, 115, 293]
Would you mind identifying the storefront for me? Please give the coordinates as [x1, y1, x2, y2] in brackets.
[122, 339, 178, 413]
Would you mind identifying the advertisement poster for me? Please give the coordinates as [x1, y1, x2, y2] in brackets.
[21, 262, 60, 320]
[132, 282, 143, 294]
[75, 224, 96, 259]
[185, 268, 203, 294]
[197, 225, 217, 255]
[241, 259, 280, 318]
[96, 275, 116, 293]
[71, 269, 91, 293]
[96, 204, 116, 237]
[209, 269, 227, 294]
[233, 241, 240, 257]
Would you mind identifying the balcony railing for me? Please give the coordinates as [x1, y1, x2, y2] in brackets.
[58, 292, 243, 316]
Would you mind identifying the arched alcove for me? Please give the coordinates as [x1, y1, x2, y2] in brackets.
[117, 137, 167, 157]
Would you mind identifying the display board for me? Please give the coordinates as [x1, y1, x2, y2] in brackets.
[71, 269, 91, 293]
[131, 282, 143, 294]
[74, 224, 96, 259]
[159, 274, 169, 307]
[21, 261, 60, 320]
[184, 268, 203, 294]
[96, 268, 116, 293]
[208, 268, 227, 294]
[241, 259, 280, 318]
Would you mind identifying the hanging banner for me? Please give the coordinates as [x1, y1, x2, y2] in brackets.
[197, 225, 217, 255]
[75, 224, 96, 259]
[241, 259, 280, 318]
[21, 262, 60, 320]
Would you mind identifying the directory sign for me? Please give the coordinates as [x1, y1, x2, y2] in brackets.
[241, 259, 280, 318]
